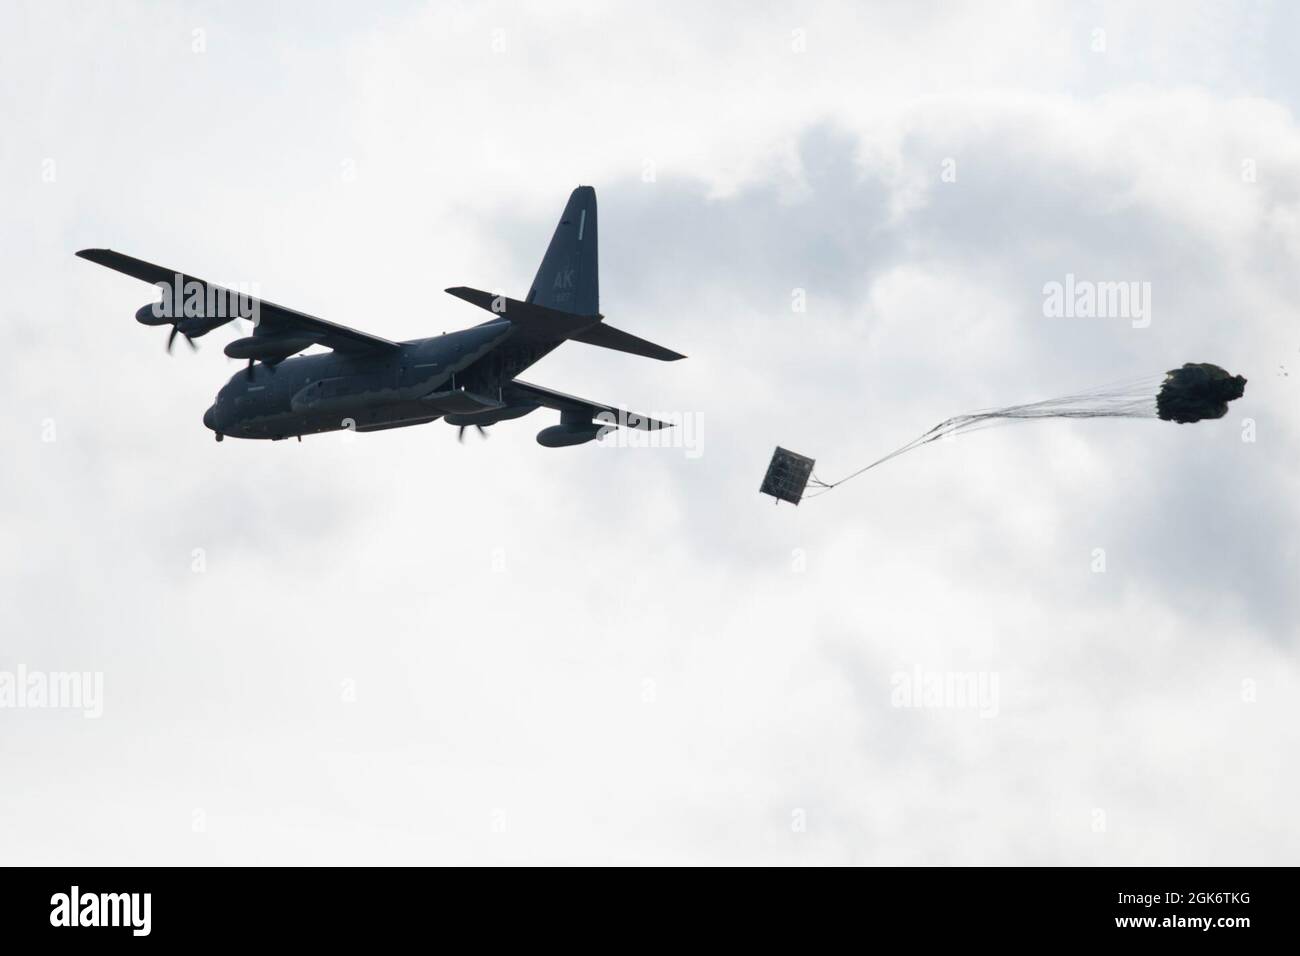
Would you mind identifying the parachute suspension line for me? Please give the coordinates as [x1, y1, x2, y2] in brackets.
[763, 365, 1246, 505]
[803, 375, 1171, 498]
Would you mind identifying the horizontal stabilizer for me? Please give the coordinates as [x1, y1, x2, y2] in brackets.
[444, 286, 596, 336]
[569, 323, 685, 361]
[446, 287, 682, 360]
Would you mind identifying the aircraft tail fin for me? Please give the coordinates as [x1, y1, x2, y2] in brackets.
[527, 186, 598, 315]
[447, 186, 684, 360]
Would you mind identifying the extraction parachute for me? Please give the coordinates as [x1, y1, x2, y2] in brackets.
[761, 363, 1247, 504]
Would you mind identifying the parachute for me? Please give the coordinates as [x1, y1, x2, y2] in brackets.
[1155, 362, 1247, 423]
[762, 363, 1247, 503]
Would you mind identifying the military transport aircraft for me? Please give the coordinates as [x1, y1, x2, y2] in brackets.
[77, 186, 683, 445]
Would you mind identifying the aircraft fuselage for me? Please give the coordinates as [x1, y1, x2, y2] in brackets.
[203, 319, 536, 440]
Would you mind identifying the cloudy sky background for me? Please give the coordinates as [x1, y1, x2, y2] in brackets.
[2, 0, 1298, 864]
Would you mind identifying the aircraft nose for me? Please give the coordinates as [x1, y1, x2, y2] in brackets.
[203, 404, 217, 431]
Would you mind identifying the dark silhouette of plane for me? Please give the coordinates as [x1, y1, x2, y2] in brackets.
[77, 186, 683, 445]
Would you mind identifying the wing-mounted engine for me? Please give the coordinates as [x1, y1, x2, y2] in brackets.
[446, 404, 538, 428]
[134, 302, 235, 353]
[536, 409, 614, 447]
[502, 380, 671, 449]
[444, 403, 539, 442]
[224, 334, 317, 364]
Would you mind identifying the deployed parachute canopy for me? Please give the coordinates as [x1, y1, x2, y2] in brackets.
[775, 363, 1246, 502]
[1156, 363, 1247, 423]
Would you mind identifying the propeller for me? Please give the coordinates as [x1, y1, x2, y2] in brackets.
[243, 358, 277, 380]
[457, 424, 489, 443]
[166, 325, 198, 353]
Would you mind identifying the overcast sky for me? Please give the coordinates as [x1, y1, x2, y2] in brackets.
[2, 0, 1298, 864]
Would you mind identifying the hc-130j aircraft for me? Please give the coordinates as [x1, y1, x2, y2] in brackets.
[77, 186, 683, 445]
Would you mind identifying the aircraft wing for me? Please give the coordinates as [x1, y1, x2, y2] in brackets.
[76, 249, 400, 355]
[506, 379, 672, 430]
